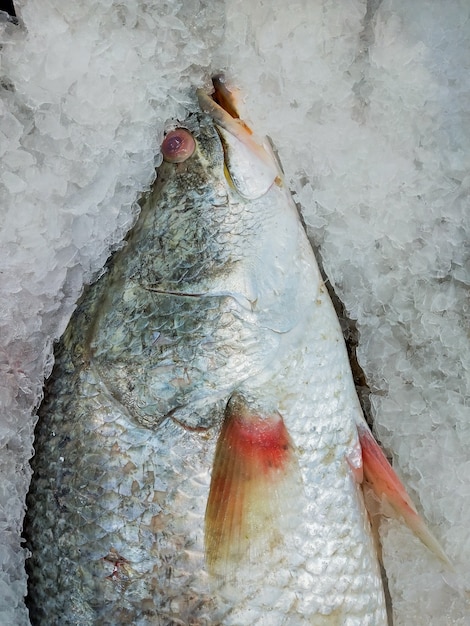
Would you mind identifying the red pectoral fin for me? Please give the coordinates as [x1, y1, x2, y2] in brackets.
[357, 422, 452, 568]
[205, 393, 301, 578]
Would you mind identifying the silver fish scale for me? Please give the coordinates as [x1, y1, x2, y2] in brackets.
[27, 341, 233, 625]
[25, 112, 387, 625]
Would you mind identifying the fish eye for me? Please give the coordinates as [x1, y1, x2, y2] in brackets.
[161, 128, 195, 163]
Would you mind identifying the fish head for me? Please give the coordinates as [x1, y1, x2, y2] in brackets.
[158, 77, 279, 205]
[141, 75, 290, 304]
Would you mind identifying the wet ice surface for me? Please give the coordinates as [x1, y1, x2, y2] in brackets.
[1, 1, 469, 624]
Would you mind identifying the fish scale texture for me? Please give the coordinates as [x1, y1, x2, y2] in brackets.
[25, 113, 386, 624]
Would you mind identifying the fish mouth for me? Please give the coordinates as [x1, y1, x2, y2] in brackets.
[197, 74, 251, 140]
[197, 74, 280, 200]
[210, 74, 244, 121]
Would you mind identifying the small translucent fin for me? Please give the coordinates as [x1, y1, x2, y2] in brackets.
[358, 423, 452, 568]
[205, 393, 301, 578]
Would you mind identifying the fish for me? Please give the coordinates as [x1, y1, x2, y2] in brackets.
[24, 75, 450, 626]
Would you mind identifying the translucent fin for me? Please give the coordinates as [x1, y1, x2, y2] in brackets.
[358, 422, 452, 568]
[205, 393, 301, 578]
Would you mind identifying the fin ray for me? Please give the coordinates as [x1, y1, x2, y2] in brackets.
[205, 393, 301, 577]
[358, 423, 452, 568]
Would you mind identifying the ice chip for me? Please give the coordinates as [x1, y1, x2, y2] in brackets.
[0, 0, 469, 623]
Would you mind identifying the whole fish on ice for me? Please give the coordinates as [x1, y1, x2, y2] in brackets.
[25, 76, 449, 625]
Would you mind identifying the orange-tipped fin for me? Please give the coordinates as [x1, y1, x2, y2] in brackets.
[205, 393, 301, 578]
[358, 423, 452, 568]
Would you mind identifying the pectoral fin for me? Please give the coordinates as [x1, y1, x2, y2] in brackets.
[205, 393, 301, 578]
[357, 422, 452, 568]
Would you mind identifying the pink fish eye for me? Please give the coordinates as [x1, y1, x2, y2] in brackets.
[161, 128, 195, 163]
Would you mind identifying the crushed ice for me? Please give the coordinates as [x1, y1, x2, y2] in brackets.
[1, 1, 469, 624]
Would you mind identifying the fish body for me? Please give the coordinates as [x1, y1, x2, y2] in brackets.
[26, 83, 392, 625]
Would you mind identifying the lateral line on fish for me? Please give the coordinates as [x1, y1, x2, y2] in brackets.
[143, 285, 256, 311]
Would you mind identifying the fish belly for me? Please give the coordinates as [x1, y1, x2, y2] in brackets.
[216, 237, 387, 625]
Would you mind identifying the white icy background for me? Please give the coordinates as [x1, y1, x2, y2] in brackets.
[1, 0, 469, 624]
